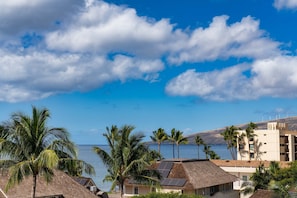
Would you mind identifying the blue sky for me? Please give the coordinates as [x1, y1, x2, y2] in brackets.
[1, 0, 297, 144]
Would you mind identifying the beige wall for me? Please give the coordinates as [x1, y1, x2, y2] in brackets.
[237, 126, 280, 161]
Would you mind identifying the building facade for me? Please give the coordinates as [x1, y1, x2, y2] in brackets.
[237, 122, 297, 162]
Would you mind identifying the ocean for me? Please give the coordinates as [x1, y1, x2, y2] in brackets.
[78, 144, 231, 192]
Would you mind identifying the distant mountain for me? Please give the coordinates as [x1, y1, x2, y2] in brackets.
[186, 116, 297, 145]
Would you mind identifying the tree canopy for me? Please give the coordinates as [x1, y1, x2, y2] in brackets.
[94, 125, 161, 198]
[0, 106, 94, 198]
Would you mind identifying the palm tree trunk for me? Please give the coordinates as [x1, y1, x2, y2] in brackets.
[158, 143, 161, 156]
[197, 145, 200, 159]
[32, 174, 37, 198]
[120, 182, 124, 198]
[172, 143, 175, 158]
[177, 144, 180, 158]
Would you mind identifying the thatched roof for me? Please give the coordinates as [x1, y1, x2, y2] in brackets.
[180, 159, 237, 189]
[0, 170, 98, 198]
[152, 159, 237, 190]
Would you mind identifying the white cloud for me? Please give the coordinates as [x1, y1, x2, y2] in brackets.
[167, 16, 281, 64]
[45, 0, 174, 58]
[165, 64, 253, 101]
[0, 49, 163, 102]
[166, 56, 297, 101]
[0, 0, 83, 39]
[0, 0, 293, 103]
[274, 0, 297, 10]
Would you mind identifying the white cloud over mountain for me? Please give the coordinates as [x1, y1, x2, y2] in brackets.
[0, 0, 297, 102]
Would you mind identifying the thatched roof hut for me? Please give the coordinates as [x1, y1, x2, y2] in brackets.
[0, 170, 99, 198]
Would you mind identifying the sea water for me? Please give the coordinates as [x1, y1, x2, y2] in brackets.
[78, 144, 231, 191]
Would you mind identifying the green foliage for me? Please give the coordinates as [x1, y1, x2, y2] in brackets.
[133, 192, 204, 198]
[150, 128, 167, 159]
[220, 125, 239, 160]
[195, 135, 204, 159]
[202, 144, 220, 159]
[0, 106, 94, 198]
[242, 161, 297, 197]
[168, 128, 188, 158]
[94, 125, 161, 198]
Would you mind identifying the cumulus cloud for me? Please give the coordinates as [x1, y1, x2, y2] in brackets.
[0, 49, 163, 102]
[165, 64, 254, 101]
[0, 0, 294, 102]
[0, 0, 83, 39]
[166, 56, 297, 101]
[274, 0, 297, 10]
[168, 16, 281, 64]
[45, 0, 175, 57]
[45, 3, 281, 62]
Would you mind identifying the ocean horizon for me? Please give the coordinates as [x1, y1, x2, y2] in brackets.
[78, 143, 232, 192]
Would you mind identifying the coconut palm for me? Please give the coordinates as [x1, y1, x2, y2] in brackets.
[195, 135, 204, 159]
[203, 144, 211, 159]
[238, 132, 247, 160]
[94, 125, 161, 198]
[150, 128, 167, 159]
[168, 129, 188, 158]
[246, 122, 257, 160]
[221, 125, 239, 160]
[0, 106, 94, 198]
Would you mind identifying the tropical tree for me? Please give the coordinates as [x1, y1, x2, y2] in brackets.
[168, 129, 188, 158]
[150, 128, 167, 159]
[203, 144, 211, 159]
[221, 125, 239, 160]
[195, 135, 204, 159]
[0, 106, 94, 198]
[246, 122, 257, 160]
[238, 132, 247, 160]
[241, 163, 271, 195]
[209, 150, 220, 159]
[202, 144, 220, 159]
[94, 125, 161, 198]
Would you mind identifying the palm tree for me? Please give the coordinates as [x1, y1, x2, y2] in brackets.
[203, 144, 212, 159]
[94, 125, 160, 198]
[241, 163, 271, 195]
[221, 125, 239, 160]
[150, 128, 167, 159]
[195, 135, 204, 159]
[209, 150, 220, 159]
[0, 106, 94, 198]
[246, 122, 257, 160]
[168, 129, 188, 158]
[238, 132, 247, 160]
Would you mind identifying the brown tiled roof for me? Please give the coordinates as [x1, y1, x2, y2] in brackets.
[0, 170, 98, 198]
[211, 159, 290, 168]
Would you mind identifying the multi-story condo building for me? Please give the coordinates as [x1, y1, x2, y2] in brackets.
[237, 122, 297, 161]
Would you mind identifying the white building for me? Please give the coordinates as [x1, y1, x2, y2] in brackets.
[237, 122, 297, 162]
[211, 160, 290, 198]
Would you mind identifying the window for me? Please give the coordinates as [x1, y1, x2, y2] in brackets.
[210, 185, 219, 195]
[134, 187, 139, 194]
[242, 175, 248, 181]
[250, 153, 254, 159]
